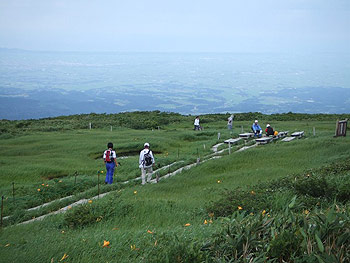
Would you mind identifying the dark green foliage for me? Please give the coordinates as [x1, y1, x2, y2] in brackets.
[204, 204, 350, 262]
[142, 232, 207, 263]
[1, 111, 349, 135]
[208, 159, 350, 218]
[63, 192, 124, 228]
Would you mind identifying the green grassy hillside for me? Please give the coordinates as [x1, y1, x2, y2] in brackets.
[0, 112, 349, 262]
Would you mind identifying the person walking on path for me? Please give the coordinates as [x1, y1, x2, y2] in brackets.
[251, 120, 262, 138]
[103, 142, 118, 184]
[227, 114, 234, 130]
[194, 116, 200, 131]
[139, 142, 155, 185]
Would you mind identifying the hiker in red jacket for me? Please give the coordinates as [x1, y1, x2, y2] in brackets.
[103, 142, 118, 184]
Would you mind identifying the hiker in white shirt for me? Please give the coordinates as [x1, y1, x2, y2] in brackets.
[139, 142, 155, 185]
[227, 114, 234, 130]
[194, 116, 200, 130]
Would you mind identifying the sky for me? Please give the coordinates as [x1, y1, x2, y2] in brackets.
[0, 0, 349, 52]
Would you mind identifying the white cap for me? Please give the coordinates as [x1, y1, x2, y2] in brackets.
[255, 120, 258, 123]
[144, 142, 150, 147]
[266, 124, 270, 127]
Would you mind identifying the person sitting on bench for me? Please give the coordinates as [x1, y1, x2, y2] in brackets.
[251, 120, 262, 138]
[265, 124, 274, 136]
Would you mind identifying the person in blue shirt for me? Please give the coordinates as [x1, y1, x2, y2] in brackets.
[251, 120, 262, 138]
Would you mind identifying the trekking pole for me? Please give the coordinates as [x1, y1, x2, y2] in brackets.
[12, 182, 15, 201]
[74, 171, 77, 186]
[1, 196, 4, 228]
[97, 171, 100, 199]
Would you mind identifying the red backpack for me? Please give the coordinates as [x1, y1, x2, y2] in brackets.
[105, 150, 114, 162]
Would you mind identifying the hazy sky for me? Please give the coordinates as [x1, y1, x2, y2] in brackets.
[0, 0, 349, 52]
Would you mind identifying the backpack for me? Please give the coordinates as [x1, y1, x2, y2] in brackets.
[144, 150, 153, 166]
[105, 150, 114, 162]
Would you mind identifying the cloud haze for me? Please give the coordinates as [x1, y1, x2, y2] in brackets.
[0, 0, 349, 52]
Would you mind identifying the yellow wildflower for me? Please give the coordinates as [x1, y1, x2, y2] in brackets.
[59, 180, 62, 183]
[60, 253, 68, 261]
[204, 220, 208, 224]
[184, 223, 191, 227]
[238, 206, 243, 210]
[251, 190, 256, 195]
[88, 200, 93, 204]
[209, 213, 214, 218]
[37, 189, 41, 192]
[5, 244, 10, 247]
[262, 210, 266, 215]
[102, 240, 110, 248]
[67, 206, 72, 209]
[217, 180, 221, 183]
[304, 210, 309, 215]
[147, 230, 153, 234]
[42, 184, 45, 186]
[133, 191, 137, 194]
[209, 219, 213, 224]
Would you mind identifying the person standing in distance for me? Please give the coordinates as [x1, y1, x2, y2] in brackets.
[194, 116, 200, 131]
[227, 114, 234, 130]
[139, 142, 155, 185]
[103, 142, 118, 184]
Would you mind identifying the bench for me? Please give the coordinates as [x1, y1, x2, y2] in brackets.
[239, 133, 254, 138]
[224, 138, 242, 144]
[255, 137, 273, 145]
[291, 131, 304, 138]
[281, 137, 296, 142]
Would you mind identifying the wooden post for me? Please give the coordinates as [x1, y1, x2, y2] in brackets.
[218, 132, 220, 140]
[12, 182, 15, 201]
[89, 122, 92, 130]
[313, 127, 316, 136]
[1, 196, 3, 228]
[156, 172, 160, 183]
[196, 148, 200, 163]
[97, 171, 100, 199]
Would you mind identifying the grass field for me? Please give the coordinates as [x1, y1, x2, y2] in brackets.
[0, 112, 350, 262]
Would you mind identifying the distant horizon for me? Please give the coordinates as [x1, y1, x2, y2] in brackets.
[1, 47, 350, 55]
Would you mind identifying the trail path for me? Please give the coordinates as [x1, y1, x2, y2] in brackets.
[12, 134, 293, 226]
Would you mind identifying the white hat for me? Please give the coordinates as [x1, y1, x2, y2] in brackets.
[266, 124, 270, 127]
[255, 120, 258, 123]
[144, 142, 150, 147]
